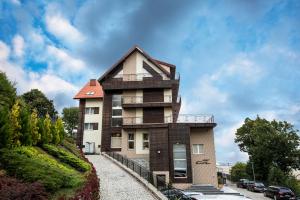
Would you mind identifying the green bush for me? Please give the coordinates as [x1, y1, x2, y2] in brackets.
[0, 147, 84, 191]
[42, 144, 91, 172]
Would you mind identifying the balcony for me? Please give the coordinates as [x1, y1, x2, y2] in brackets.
[102, 73, 180, 90]
[122, 95, 172, 108]
[176, 114, 214, 123]
[122, 116, 172, 128]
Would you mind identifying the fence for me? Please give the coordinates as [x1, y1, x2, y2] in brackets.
[105, 151, 177, 199]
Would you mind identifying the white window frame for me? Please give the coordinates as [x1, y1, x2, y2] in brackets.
[84, 123, 93, 130]
[112, 95, 122, 127]
[173, 144, 187, 178]
[111, 133, 122, 148]
[192, 144, 204, 154]
[143, 133, 149, 150]
[128, 133, 135, 150]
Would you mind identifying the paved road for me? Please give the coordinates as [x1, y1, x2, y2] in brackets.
[226, 181, 269, 200]
[87, 155, 157, 200]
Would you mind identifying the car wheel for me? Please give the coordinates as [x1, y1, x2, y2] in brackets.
[274, 195, 277, 200]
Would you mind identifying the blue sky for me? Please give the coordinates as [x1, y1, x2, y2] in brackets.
[0, 0, 299, 164]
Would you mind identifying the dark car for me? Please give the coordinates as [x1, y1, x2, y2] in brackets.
[237, 179, 249, 188]
[245, 181, 255, 190]
[247, 182, 266, 192]
[264, 186, 296, 200]
[162, 189, 196, 200]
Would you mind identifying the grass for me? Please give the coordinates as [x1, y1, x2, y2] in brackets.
[0, 146, 85, 192]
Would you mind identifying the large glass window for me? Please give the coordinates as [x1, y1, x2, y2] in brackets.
[85, 107, 99, 114]
[112, 95, 122, 127]
[111, 133, 122, 148]
[84, 123, 98, 130]
[143, 133, 149, 150]
[128, 133, 134, 150]
[173, 144, 187, 178]
[192, 144, 204, 154]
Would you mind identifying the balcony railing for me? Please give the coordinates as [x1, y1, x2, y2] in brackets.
[122, 95, 172, 104]
[113, 72, 180, 81]
[123, 116, 173, 125]
[176, 114, 214, 123]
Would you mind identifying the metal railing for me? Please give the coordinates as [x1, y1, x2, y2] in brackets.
[105, 152, 177, 199]
[176, 114, 214, 123]
[123, 116, 173, 125]
[113, 72, 180, 81]
[122, 95, 172, 104]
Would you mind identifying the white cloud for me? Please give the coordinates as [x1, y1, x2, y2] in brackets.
[45, 12, 84, 45]
[12, 35, 25, 57]
[0, 41, 10, 60]
[47, 45, 86, 72]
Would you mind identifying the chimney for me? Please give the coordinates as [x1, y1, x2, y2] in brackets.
[90, 79, 96, 86]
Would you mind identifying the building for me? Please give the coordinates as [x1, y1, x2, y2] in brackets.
[74, 79, 103, 154]
[74, 45, 218, 188]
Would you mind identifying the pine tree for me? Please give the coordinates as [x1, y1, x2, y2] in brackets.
[51, 122, 60, 145]
[0, 107, 12, 148]
[10, 100, 22, 147]
[43, 114, 52, 144]
[37, 118, 45, 145]
[20, 104, 31, 146]
[55, 117, 65, 143]
[30, 109, 40, 145]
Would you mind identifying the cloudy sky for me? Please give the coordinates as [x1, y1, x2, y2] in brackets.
[0, 0, 299, 163]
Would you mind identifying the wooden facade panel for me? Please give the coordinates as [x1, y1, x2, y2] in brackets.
[149, 128, 169, 171]
[143, 107, 164, 123]
[143, 88, 164, 103]
[168, 123, 193, 183]
[76, 99, 85, 147]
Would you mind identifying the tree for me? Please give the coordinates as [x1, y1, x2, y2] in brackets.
[0, 71, 17, 109]
[55, 117, 65, 142]
[10, 100, 22, 147]
[43, 114, 52, 144]
[0, 107, 12, 148]
[30, 109, 40, 145]
[230, 162, 249, 182]
[51, 123, 60, 145]
[19, 103, 31, 146]
[235, 116, 300, 181]
[62, 107, 79, 137]
[21, 89, 57, 119]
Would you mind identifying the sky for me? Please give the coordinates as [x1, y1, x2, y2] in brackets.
[0, 0, 299, 164]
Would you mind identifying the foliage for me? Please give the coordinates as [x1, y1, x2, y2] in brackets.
[62, 139, 84, 159]
[43, 114, 52, 144]
[230, 162, 249, 182]
[62, 107, 79, 137]
[0, 175, 48, 200]
[19, 101, 32, 146]
[10, 99, 22, 147]
[30, 109, 40, 145]
[21, 89, 57, 119]
[0, 107, 12, 148]
[51, 122, 60, 145]
[0, 71, 17, 109]
[42, 144, 91, 172]
[55, 117, 65, 143]
[235, 116, 300, 180]
[0, 147, 85, 191]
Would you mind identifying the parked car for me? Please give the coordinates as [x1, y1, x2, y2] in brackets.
[162, 189, 197, 200]
[245, 181, 255, 190]
[247, 182, 266, 192]
[264, 186, 296, 200]
[237, 179, 249, 188]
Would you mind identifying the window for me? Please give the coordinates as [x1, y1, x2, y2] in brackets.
[84, 123, 98, 130]
[112, 95, 122, 127]
[111, 133, 122, 148]
[173, 144, 187, 178]
[85, 107, 99, 114]
[192, 144, 204, 154]
[143, 133, 149, 150]
[128, 133, 134, 150]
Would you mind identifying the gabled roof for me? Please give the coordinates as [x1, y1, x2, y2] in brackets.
[153, 59, 176, 68]
[98, 45, 171, 82]
[74, 79, 103, 99]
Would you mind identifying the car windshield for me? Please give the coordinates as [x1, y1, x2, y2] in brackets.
[280, 188, 292, 193]
[255, 183, 264, 186]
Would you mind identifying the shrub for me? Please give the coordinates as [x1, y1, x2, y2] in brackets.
[0, 175, 48, 200]
[0, 147, 84, 191]
[62, 139, 83, 159]
[42, 144, 91, 172]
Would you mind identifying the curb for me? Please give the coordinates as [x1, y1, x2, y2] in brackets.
[102, 153, 168, 200]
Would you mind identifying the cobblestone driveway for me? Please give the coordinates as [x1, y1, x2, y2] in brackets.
[87, 155, 157, 200]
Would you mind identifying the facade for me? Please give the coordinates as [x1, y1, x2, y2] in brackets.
[74, 79, 103, 154]
[75, 46, 218, 188]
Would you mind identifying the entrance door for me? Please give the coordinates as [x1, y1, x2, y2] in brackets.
[156, 174, 166, 190]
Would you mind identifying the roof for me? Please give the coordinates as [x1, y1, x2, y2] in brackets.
[153, 59, 176, 68]
[74, 79, 103, 99]
[98, 45, 172, 82]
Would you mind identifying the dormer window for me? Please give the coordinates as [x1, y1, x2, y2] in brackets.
[86, 91, 95, 95]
